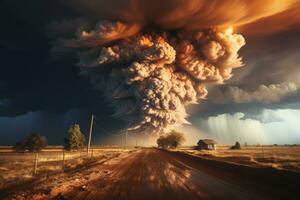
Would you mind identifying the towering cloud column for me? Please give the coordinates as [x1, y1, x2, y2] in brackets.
[61, 0, 297, 134]
[71, 22, 245, 134]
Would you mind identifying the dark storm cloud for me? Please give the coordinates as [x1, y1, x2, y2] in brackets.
[0, 0, 300, 145]
[231, 28, 300, 87]
[210, 82, 299, 105]
[191, 27, 300, 121]
[0, 0, 127, 144]
[0, 0, 111, 117]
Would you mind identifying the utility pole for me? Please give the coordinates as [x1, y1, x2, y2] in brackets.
[125, 130, 128, 149]
[135, 138, 138, 147]
[87, 114, 94, 154]
[33, 152, 38, 175]
[62, 150, 65, 171]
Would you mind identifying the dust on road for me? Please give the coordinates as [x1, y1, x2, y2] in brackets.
[62, 149, 261, 200]
[3, 148, 300, 200]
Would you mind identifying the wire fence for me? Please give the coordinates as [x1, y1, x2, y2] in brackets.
[0, 115, 133, 190]
[0, 147, 128, 190]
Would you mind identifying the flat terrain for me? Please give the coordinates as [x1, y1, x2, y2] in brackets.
[1, 148, 300, 200]
[179, 145, 300, 173]
[0, 147, 129, 191]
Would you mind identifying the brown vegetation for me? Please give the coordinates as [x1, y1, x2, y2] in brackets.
[157, 131, 186, 149]
[179, 145, 300, 173]
[0, 147, 130, 192]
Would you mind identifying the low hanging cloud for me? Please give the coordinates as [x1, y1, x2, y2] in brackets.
[211, 81, 299, 104]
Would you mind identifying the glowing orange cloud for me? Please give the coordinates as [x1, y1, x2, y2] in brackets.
[60, 0, 300, 135]
[65, 0, 300, 35]
[239, 1, 300, 35]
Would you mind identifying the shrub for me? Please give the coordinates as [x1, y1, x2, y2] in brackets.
[14, 133, 47, 152]
[14, 139, 27, 152]
[157, 130, 185, 149]
[157, 136, 169, 149]
[231, 141, 241, 150]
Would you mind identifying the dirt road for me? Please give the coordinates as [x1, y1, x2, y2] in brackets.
[3, 148, 300, 200]
[74, 148, 262, 200]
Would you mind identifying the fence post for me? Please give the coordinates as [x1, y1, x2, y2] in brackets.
[33, 152, 38, 175]
[262, 147, 265, 157]
[62, 150, 65, 171]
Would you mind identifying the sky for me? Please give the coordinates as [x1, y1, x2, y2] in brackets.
[1, 0, 300, 145]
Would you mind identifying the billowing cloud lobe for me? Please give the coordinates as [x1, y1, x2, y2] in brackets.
[63, 0, 298, 134]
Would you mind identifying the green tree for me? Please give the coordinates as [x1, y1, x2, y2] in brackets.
[157, 136, 168, 149]
[167, 130, 186, 148]
[14, 133, 47, 152]
[157, 130, 186, 149]
[64, 124, 85, 151]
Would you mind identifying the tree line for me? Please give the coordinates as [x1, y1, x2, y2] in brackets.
[14, 125, 242, 152]
[14, 124, 86, 152]
[14, 127, 187, 151]
[14, 127, 187, 152]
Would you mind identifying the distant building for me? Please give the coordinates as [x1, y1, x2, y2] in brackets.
[197, 139, 217, 150]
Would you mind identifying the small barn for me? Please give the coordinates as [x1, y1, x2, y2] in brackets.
[197, 139, 217, 150]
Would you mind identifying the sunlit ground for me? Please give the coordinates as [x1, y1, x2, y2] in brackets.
[0, 146, 133, 191]
[178, 145, 300, 172]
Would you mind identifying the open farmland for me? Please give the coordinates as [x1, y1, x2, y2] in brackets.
[0, 146, 133, 192]
[178, 145, 300, 173]
[1, 148, 300, 200]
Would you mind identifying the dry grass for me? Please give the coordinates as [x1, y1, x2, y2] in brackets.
[0, 147, 131, 191]
[179, 145, 300, 173]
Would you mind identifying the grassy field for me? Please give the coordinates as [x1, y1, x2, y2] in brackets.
[2, 144, 300, 194]
[0, 146, 132, 191]
[179, 145, 300, 173]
